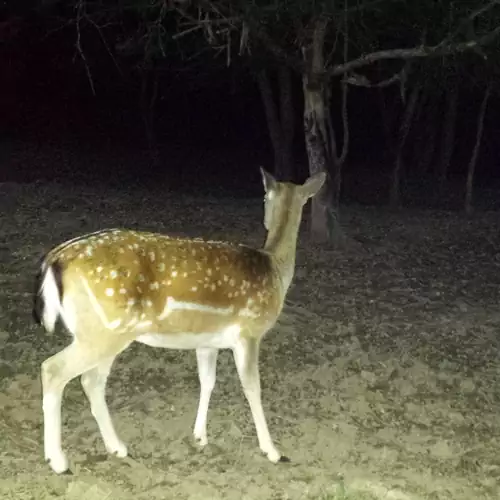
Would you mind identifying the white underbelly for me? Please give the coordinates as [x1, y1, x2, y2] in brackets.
[136, 324, 242, 350]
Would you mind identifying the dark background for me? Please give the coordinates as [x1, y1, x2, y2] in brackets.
[1, 11, 499, 206]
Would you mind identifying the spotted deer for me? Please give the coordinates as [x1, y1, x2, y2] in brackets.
[33, 168, 326, 474]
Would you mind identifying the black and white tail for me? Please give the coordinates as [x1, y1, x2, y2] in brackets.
[33, 259, 64, 334]
[33, 230, 118, 335]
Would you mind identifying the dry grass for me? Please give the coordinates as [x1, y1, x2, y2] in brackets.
[1, 172, 499, 500]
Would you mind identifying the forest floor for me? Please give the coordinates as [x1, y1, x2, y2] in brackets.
[1, 163, 499, 499]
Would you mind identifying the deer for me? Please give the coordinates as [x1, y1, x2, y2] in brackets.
[33, 168, 326, 474]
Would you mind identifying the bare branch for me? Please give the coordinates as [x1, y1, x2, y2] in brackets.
[328, 26, 500, 78]
[175, 0, 500, 82]
[239, 21, 249, 55]
[85, 17, 122, 76]
[172, 23, 203, 39]
[74, 0, 96, 95]
[241, 20, 305, 73]
[343, 64, 408, 88]
[437, 0, 500, 50]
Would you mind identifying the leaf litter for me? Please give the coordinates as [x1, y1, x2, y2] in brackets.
[0, 180, 499, 499]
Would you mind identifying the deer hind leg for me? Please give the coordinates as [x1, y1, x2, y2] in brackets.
[232, 336, 284, 463]
[41, 341, 126, 474]
[80, 357, 127, 458]
[193, 347, 218, 446]
[42, 343, 97, 473]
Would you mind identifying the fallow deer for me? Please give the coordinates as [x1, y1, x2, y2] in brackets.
[33, 168, 326, 474]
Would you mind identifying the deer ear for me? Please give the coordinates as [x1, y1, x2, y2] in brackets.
[302, 171, 326, 199]
[260, 167, 276, 193]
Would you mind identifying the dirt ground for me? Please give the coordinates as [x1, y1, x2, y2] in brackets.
[1, 170, 500, 499]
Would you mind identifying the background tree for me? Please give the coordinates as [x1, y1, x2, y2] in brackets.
[19, 0, 500, 240]
[255, 65, 295, 180]
[465, 82, 491, 215]
[170, 0, 500, 244]
[462, 42, 499, 214]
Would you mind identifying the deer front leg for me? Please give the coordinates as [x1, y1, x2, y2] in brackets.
[80, 357, 127, 458]
[193, 347, 218, 446]
[233, 337, 285, 463]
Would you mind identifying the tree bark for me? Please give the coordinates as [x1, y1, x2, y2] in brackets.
[389, 83, 421, 208]
[278, 66, 295, 178]
[302, 17, 347, 246]
[256, 67, 294, 180]
[438, 82, 459, 190]
[140, 64, 160, 167]
[416, 92, 439, 175]
[465, 85, 491, 215]
[377, 87, 396, 164]
[327, 74, 349, 209]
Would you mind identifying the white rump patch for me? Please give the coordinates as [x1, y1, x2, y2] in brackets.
[40, 267, 62, 333]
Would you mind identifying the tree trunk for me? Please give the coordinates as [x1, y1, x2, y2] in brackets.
[439, 82, 459, 190]
[256, 67, 294, 180]
[389, 83, 421, 207]
[140, 65, 160, 167]
[327, 76, 349, 210]
[377, 87, 396, 163]
[303, 80, 335, 243]
[465, 85, 491, 215]
[278, 66, 295, 178]
[416, 92, 439, 175]
[389, 154, 404, 208]
[302, 17, 347, 246]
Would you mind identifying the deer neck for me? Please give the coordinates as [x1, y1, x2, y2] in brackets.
[262, 205, 303, 293]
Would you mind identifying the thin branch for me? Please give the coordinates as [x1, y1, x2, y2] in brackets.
[175, 7, 240, 29]
[465, 82, 492, 214]
[328, 26, 500, 78]
[172, 24, 204, 39]
[155, 2, 169, 57]
[244, 20, 305, 73]
[43, 18, 76, 39]
[74, 0, 95, 95]
[177, 0, 500, 82]
[239, 21, 249, 55]
[343, 64, 408, 88]
[226, 27, 231, 66]
[86, 17, 122, 76]
[437, 0, 500, 50]
[249, 1, 500, 78]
